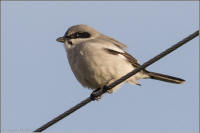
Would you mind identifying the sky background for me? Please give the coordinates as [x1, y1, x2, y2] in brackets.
[1, 1, 199, 133]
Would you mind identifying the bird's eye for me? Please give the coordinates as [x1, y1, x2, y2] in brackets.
[75, 33, 80, 38]
[69, 32, 91, 39]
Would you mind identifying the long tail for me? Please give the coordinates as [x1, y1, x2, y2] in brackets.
[145, 71, 185, 84]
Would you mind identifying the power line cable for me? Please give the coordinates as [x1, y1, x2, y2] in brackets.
[34, 30, 199, 132]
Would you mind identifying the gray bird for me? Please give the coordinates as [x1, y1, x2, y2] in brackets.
[57, 24, 184, 96]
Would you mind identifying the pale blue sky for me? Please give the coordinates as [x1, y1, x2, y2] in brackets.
[1, 1, 199, 132]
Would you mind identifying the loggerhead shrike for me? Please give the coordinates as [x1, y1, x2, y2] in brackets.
[56, 24, 184, 97]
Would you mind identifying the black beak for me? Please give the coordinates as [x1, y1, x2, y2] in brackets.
[56, 37, 65, 43]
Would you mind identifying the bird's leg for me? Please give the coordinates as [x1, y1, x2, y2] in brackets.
[90, 88, 103, 101]
[90, 85, 109, 100]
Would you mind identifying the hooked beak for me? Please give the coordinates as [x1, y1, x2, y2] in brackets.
[56, 37, 65, 43]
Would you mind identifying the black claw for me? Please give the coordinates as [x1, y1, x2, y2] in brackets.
[90, 88, 101, 100]
[90, 86, 108, 100]
[102, 85, 108, 92]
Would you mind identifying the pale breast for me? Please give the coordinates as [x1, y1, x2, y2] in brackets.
[66, 41, 138, 89]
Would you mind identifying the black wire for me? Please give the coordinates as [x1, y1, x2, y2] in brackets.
[34, 30, 199, 132]
[34, 97, 91, 132]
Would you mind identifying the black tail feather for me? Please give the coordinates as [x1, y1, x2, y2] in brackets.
[145, 71, 185, 84]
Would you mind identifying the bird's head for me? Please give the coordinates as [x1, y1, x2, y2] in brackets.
[56, 24, 100, 48]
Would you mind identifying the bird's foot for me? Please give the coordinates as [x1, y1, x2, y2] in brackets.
[90, 86, 109, 101]
[90, 88, 102, 101]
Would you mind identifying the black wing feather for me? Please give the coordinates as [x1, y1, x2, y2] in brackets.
[104, 48, 141, 68]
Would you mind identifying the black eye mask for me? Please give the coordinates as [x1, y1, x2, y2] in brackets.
[66, 32, 91, 39]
